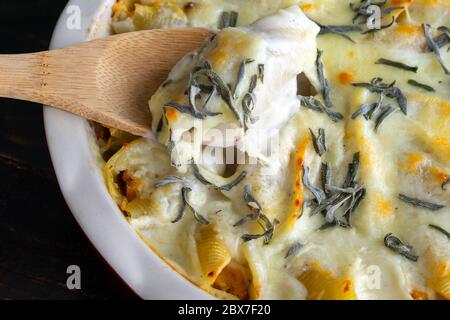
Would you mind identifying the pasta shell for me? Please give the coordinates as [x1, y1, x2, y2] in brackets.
[429, 261, 450, 300]
[213, 262, 251, 300]
[99, 128, 136, 159]
[113, 0, 139, 15]
[298, 263, 357, 300]
[124, 198, 156, 219]
[103, 138, 171, 211]
[133, 3, 188, 30]
[196, 225, 231, 285]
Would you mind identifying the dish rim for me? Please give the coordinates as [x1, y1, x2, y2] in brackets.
[43, 0, 212, 300]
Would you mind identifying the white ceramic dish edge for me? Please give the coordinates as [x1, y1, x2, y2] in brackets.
[44, 0, 212, 300]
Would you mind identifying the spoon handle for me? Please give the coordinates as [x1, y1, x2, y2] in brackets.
[0, 52, 47, 103]
[0, 48, 97, 114]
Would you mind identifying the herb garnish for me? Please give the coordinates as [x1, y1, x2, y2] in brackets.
[407, 79, 435, 92]
[347, 188, 366, 216]
[258, 64, 265, 83]
[344, 152, 360, 188]
[234, 58, 254, 96]
[428, 224, 450, 239]
[351, 103, 377, 120]
[285, 242, 304, 258]
[191, 162, 213, 186]
[154, 176, 183, 188]
[351, 77, 407, 131]
[192, 69, 242, 125]
[202, 87, 222, 117]
[324, 194, 353, 223]
[310, 128, 327, 157]
[311, 153, 365, 229]
[241, 214, 274, 244]
[167, 128, 175, 162]
[434, 26, 450, 50]
[423, 24, 450, 74]
[433, 33, 450, 50]
[217, 171, 248, 191]
[384, 233, 418, 261]
[172, 190, 187, 223]
[352, 78, 407, 115]
[298, 96, 344, 122]
[374, 105, 396, 131]
[172, 187, 210, 225]
[398, 194, 445, 211]
[248, 74, 258, 94]
[314, 19, 362, 43]
[242, 92, 257, 130]
[361, 17, 395, 34]
[188, 83, 203, 116]
[185, 57, 263, 128]
[316, 50, 333, 109]
[359, 97, 381, 121]
[299, 50, 345, 122]
[229, 11, 239, 27]
[234, 185, 275, 245]
[438, 26, 450, 40]
[311, 193, 342, 216]
[375, 58, 418, 73]
[219, 11, 239, 29]
[325, 184, 364, 195]
[233, 60, 261, 130]
[321, 163, 332, 196]
[350, 1, 402, 33]
[233, 213, 260, 227]
[191, 160, 247, 191]
[381, 6, 404, 16]
[303, 166, 326, 205]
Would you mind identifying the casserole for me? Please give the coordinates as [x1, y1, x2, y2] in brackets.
[44, 0, 211, 299]
[45, 0, 449, 300]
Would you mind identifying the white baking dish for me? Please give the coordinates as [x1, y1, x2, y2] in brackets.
[44, 0, 212, 300]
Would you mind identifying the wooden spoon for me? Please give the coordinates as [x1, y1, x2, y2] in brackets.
[0, 28, 213, 136]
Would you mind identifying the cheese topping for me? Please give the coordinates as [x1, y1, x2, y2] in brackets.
[104, 0, 450, 300]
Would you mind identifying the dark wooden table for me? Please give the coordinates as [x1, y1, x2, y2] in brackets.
[0, 1, 137, 299]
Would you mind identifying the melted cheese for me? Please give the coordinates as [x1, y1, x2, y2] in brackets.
[104, 0, 450, 300]
[149, 6, 319, 165]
